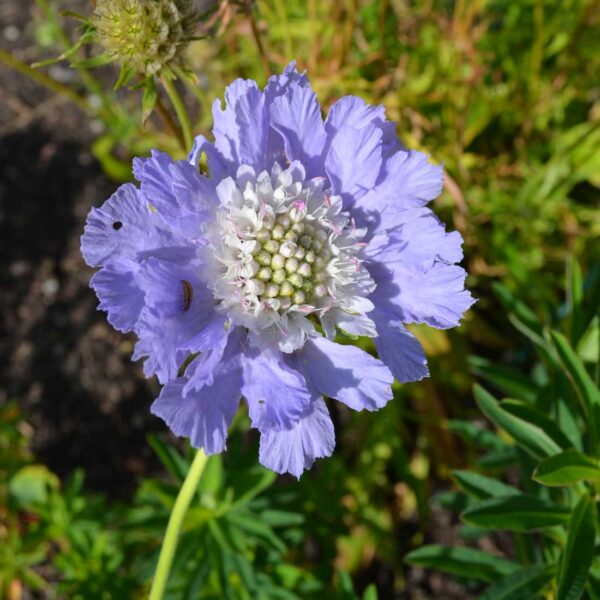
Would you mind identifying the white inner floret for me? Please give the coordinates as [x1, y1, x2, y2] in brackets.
[204, 161, 377, 352]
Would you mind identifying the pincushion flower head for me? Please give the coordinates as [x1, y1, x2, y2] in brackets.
[81, 63, 475, 478]
[93, 0, 198, 77]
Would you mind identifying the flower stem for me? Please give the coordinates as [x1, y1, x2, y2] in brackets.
[0, 48, 91, 114]
[149, 449, 208, 600]
[161, 77, 194, 153]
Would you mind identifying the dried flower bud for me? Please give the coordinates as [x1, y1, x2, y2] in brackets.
[93, 0, 198, 77]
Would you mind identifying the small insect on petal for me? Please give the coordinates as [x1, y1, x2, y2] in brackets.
[181, 280, 193, 312]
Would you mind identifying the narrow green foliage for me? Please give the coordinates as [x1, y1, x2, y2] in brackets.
[480, 564, 556, 600]
[533, 450, 600, 487]
[452, 470, 520, 500]
[556, 495, 596, 600]
[551, 330, 600, 454]
[405, 545, 519, 583]
[474, 386, 565, 459]
[461, 495, 571, 531]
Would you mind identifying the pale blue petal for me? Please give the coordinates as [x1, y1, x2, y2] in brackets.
[352, 150, 443, 231]
[90, 259, 144, 332]
[241, 348, 311, 430]
[270, 85, 327, 177]
[371, 263, 476, 330]
[212, 79, 268, 173]
[259, 397, 334, 478]
[371, 307, 429, 382]
[151, 340, 243, 454]
[134, 150, 217, 238]
[81, 183, 186, 267]
[325, 123, 383, 206]
[300, 336, 394, 411]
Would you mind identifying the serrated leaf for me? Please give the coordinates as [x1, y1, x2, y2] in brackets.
[556, 494, 596, 600]
[480, 564, 556, 600]
[452, 470, 521, 499]
[533, 450, 600, 486]
[461, 494, 570, 531]
[474, 385, 565, 459]
[405, 544, 519, 582]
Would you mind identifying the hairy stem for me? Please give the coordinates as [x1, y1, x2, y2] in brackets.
[0, 48, 91, 113]
[149, 449, 208, 600]
[161, 77, 194, 153]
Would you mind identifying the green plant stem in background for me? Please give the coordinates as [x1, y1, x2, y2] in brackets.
[161, 77, 194, 153]
[149, 449, 208, 600]
[0, 48, 91, 114]
[34, 0, 118, 122]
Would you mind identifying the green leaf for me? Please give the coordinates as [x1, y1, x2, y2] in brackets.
[453, 470, 521, 499]
[431, 490, 469, 512]
[71, 54, 111, 69]
[492, 284, 564, 370]
[461, 494, 570, 531]
[199, 454, 223, 496]
[500, 400, 573, 449]
[362, 584, 378, 600]
[142, 80, 158, 126]
[551, 331, 600, 415]
[557, 494, 596, 600]
[146, 434, 189, 482]
[9, 465, 59, 508]
[533, 450, 600, 486]
[568, 257, 584, 345]
[113, 63, 136, 89]
[226, 511, 286, 553]
[468, 355, 538, 403]
[480, 564, 556, 600]
[477, 446, 519, 469]
[338, 570, 359, 599]
[493, 283, 544, 340]
[405, 544, 519, 583]
[474, 385, 565, 459]
[447, 418, 507, 450]
[578, 316, 599, 363]
[260, 509, 305, 527]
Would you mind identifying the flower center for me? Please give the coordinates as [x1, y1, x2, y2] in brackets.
[205, 162, 375, 351]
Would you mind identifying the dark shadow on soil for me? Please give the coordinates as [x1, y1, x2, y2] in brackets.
[0, 125, 162, 496]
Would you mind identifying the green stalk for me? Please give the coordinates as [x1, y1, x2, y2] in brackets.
[161, 77, 194, 152]
[0, 47, 91, 113]
[149, 449, 208, 600]
[34, 0, 117, 121]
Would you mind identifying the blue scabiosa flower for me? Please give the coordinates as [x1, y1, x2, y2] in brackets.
[81, 63, 475, 477]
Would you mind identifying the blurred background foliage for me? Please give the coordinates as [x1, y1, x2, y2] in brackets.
[1, 0, 599, 598]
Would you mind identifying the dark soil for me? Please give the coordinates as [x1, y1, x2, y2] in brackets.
[0, 0, 163, 496]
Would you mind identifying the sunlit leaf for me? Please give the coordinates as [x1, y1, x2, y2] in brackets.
[533, 450, 600, 486]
